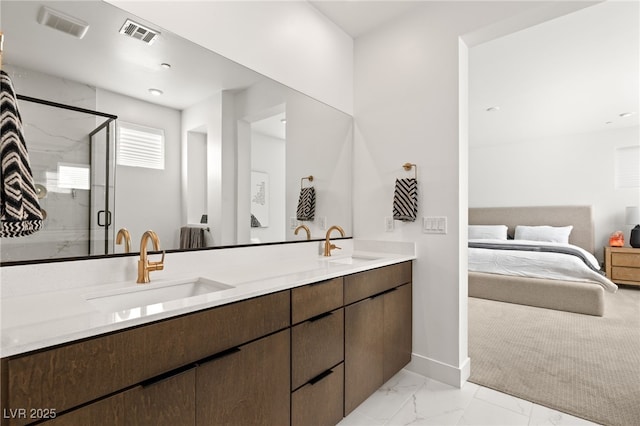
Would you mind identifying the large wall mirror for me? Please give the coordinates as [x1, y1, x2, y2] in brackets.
[0, 0, 353, 264]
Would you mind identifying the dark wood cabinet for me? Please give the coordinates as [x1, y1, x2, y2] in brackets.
[291, 363, 344, 426]
[42, 394, 125, 426]
[383, 283, 412, 382]
[344, 261, 412, 415]
[3, 291, 289, 426]
[196, 330, 290, 426]
[125, 368, 196, 426]
[5, 329, 142, 425]
[344, 295, 384, 415]
[291, 308, 344, 390]
[44, 368, 196, 426]
[291, 277, 345, 426]
[344, 262, 412, 305]
[291, 277, 343, 324]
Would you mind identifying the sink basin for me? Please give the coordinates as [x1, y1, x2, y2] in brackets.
[329, 255, 381, 266]
[85, 277, 234, 312]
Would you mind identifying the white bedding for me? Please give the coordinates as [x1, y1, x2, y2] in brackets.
[468, 239, 618, 293]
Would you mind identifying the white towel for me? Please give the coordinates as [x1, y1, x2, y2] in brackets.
[296, 187, 316, 221]
[392, 178, 417, 222]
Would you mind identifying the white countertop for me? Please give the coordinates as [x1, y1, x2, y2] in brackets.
[0, 240, 415, 358]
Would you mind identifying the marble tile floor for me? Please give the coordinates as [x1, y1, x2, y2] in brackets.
[338, 369, 600, 426]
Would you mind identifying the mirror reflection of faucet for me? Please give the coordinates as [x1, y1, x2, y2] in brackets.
[116, 228, 132, 253]
[137, 230, 165, 284]
[294, 224, 311, 240]
[324, 225, 345, 256]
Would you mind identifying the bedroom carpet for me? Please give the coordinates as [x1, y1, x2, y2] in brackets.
[468, 287, 640, 426]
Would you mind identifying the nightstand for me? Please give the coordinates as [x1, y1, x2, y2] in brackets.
[604, 247, 640, 287]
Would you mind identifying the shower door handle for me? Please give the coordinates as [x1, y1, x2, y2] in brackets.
[97, 210, 112, 227]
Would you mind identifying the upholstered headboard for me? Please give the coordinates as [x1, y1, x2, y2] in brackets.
[469, 205, 595, 254]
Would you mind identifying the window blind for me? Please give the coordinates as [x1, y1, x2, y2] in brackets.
[615, 145, 640, 189]
[57, 163, 90, 190]
[117, 122, 165, 170]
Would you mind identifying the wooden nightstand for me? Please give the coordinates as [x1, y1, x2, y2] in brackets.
[604, 247, 640, 287]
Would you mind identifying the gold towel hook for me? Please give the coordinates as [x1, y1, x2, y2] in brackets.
[402, 163, 417, 180]
[0, 32, 4, 70]
[301, 175, 314, 190]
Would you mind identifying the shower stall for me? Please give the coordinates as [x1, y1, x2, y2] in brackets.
[0, 95, 118, 263]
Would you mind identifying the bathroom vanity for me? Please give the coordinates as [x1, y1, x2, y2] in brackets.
[0, 241, 414, 425]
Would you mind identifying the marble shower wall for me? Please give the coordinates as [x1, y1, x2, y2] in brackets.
[1, 65, 106, 262]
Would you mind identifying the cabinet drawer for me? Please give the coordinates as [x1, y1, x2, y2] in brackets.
[43, 368, 196, 426]
[292, 363, 344, 426]
[41, 393, 125, 426]
[612, 253, 640, 268]
[291, 308, 344, 390]
[144, 290, 290, 377]
[292, 277, 343, 324]
[612, 266, 640, 282]
[344, 261, 412, 305]
[196, 329, 290, 426]
[6, 329, 142, 426]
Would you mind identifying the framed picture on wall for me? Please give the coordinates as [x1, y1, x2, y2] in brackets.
[251, 171, 269, 227]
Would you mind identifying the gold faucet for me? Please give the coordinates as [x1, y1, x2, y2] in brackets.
[323, 225, 345, 256]
[137, 230, 165, 284]
[294, 224, 311, 240]
[116, 228, 132, 253]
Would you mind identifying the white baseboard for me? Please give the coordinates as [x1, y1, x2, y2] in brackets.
[406, 353, 471, 388]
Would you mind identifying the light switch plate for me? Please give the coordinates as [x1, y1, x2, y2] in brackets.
[385, 217, 394, 232]
[423, 216, 447, 234]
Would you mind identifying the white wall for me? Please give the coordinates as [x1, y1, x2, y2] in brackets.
[105, 0, 354, 115]
[352, 2, 562, 387]
[181, 93, 226, 245]
[469, 126, 640, 261]
[97, 89, 182, 251]
[186, 131, 208, 225]
[250, 132, 286, 243]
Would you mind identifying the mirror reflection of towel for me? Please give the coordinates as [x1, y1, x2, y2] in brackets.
[296, 187, 315, 221]
[392, 178, 417, 222]
[180, 226, 210, 249]
[0, 70, 43, 237]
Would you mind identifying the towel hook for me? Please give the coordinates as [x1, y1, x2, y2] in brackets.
[301, 175, 314, 189]
[0, 32, 4, 70]
[402, 163, 417, 180]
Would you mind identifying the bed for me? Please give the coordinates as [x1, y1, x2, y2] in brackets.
[468, 205, 617, 316]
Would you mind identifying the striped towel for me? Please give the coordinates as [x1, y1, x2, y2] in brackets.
[0, 70, 43, 238]
[392, 178, 418, 222]
[296, 187, 316, 221]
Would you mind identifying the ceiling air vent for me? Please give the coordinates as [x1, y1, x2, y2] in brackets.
[119, 19, 160, 45]
[37, 6, 90, 39]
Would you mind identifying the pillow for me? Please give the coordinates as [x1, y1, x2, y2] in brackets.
[468, 225, 508, 240]
[514, 225, 573, 244]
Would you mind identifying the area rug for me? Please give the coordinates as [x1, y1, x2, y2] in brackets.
[468, 287, 640, 426]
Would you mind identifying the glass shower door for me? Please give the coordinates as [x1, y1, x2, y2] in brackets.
[89, 120, 116, 256]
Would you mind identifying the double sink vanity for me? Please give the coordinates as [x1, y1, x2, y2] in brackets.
[0, 238, 415, 425]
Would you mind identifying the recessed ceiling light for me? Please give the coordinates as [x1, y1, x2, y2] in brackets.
[605, 121, 613, 125]
[619, 112, 636, 118]
[148, 88, 163, 96]
[160, 63, 171, 69]
[486, 106, 500, 112]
